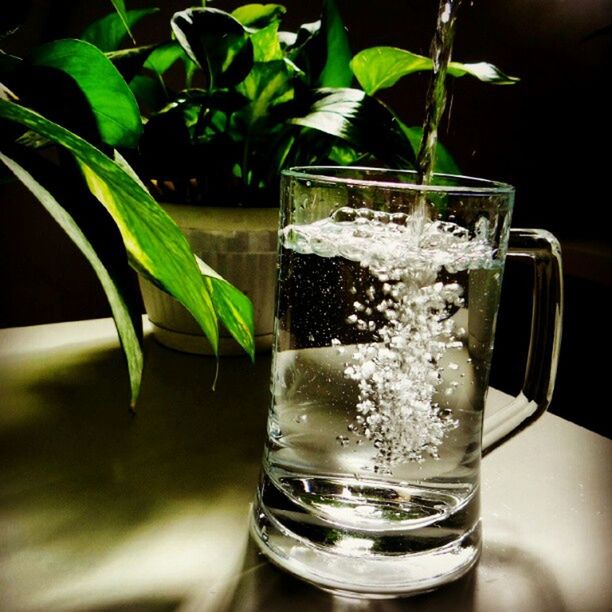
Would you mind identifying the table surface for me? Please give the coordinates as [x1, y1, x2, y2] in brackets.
[0, 318, 610, 612]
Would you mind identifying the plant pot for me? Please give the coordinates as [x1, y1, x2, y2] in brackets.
[139, 204, 279, 355]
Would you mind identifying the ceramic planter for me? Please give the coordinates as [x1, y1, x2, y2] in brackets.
[139, 204, 279, 355]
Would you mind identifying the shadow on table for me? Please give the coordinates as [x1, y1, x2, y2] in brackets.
[189, 536, 567, 612]
[0, 337, 270, 611]
[0, 335, 566, 612]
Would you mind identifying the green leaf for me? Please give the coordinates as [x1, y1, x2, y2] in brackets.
[0, 149, 143, 407]
[319, 0, 352, 87]
[29, 39, 142, 148]
[81, 9, 158, 52]
[0, 98, 221, 354]
[351, 47, 518, 96]
[289, 88, 415, 167]
[129, 74, 167, 111]
[237, 60, 293, 126]
[118, 43, 183, 106]
[327, 143, 361, 165]
[280, 21, 324, 84]
[232, 4, 286, 30]
[400, 124, 460, 175]
[249, 21, 284, 62]
[351, 47, 431, 95]
[113, 148, 148, 189]
[80, 170, 219, 355]
[106, 44, 158, 81]
[109, 0, 135, 44]
[447, 61, 519, 84]
[280, 20, 320, 54]
[143, 41, 184, 75]
[197, 258, 255, 360]
[171, 8, 254, 89]
[122, 41, 184, 112]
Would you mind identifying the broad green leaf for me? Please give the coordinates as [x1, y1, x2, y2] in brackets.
[129, 74, 167, 111]
[447, 61, 519, 84]
[400, 124, 460, 175]
[351, 47, 430, 95]
[184, 55, 198, 88]
[171, 8, 254, 89]
[106, 44, 158, 81]
[81, 9, 157, 52]
[0, 150, 143, 406]
[351, 47, 518, 96]
[29, 39, 142, 147]
[289, 88, 415, 167]
[143, 41, 184, 75]
[328, 143, 361, 165]
[113, 148, 148, 189]
[0, 99, 221, 353]
[80, 169, 219, 354]
[288, 21, 320, 51]
[237, 60, 293, 126]
[281, 21, 324, 84]
[280, 20, 320, 54]
[197, 257, 255, 360]
[277, 30, 297, 48]
[124, 43, 184, 109]
[319, 0, 352, 87]
[109, 0, 135, 43]
[249, 21, 284, 62]
[232, 4, 286, 30]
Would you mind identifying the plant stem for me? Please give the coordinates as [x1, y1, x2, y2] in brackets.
[242, 132, 251, 188]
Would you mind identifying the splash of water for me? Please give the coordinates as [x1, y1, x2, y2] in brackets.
[282, 207, 494, 467]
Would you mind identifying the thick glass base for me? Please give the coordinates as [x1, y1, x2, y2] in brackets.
[250, 473, 482, 598]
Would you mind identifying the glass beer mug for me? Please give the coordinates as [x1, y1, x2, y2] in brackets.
[250, 167, 563, 597]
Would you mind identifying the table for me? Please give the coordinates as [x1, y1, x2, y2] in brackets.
[0, 318, 610, 611]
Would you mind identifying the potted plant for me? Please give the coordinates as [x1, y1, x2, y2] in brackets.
[0, 3, 255, 407]
[75, 0, 515, 354]
[0, 1, 516, 396]
[113, 0, 424, 354]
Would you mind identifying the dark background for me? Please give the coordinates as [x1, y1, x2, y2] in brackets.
[1, 0, 610, 436]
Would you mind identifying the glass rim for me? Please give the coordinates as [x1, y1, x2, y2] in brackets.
[282, 166, 515, 195]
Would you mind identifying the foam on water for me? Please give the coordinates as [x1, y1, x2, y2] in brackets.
[282, 207, 495, 468]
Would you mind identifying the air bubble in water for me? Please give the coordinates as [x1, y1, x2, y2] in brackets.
[281, 206, 494, 467]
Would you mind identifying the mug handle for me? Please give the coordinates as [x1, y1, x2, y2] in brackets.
[482, 229, 564, 452]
